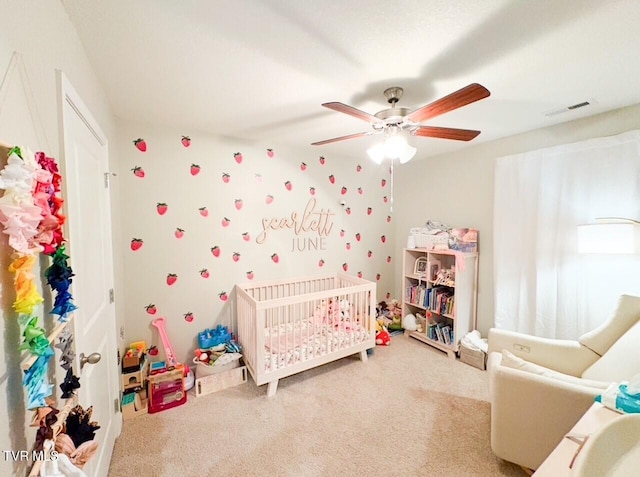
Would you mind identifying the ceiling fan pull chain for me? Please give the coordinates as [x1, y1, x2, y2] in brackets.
[389, 160, 394, 214]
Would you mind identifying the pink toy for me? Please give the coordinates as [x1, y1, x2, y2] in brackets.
[151, 317, 179, 368]
[375, 328, 391, 346]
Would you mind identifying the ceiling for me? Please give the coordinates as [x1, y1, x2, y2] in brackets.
[61, 0, 640, 161]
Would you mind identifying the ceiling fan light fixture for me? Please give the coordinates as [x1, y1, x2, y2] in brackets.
[398, 145, 417, 164]
[366, 143, 385, 164]
[383, 134, 407, 159]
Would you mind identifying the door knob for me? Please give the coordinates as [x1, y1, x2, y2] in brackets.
[80, 352, 101, 370]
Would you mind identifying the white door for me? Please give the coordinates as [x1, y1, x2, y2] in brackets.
[58, 71, 121, 477]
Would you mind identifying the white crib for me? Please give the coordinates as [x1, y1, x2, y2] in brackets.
[236, 273, 376, 397]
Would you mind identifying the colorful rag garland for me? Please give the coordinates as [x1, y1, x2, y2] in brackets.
[0, 146, 78, 408]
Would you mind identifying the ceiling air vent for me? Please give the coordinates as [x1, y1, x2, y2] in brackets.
[544, 98, 598, 117]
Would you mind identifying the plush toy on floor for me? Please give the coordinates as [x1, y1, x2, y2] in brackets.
[375, 327, 391, 346]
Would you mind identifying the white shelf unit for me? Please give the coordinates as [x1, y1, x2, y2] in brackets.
[402, 248, 478, 359]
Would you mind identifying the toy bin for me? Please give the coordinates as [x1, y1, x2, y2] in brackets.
[193, 355, 241, 379]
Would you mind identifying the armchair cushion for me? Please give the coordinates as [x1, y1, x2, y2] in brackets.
[582, 319, 640, 382]
[500, 349, 610, 389]
[579, 294, 640, 356]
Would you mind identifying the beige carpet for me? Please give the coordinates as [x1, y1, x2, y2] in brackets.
[108, 336, 526, 477]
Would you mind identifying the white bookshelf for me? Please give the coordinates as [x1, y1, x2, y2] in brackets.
[401, 248, 478, 359]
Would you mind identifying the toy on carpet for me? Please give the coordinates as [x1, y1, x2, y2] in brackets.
[149, 317, 187, 413]
[375, 327, 391, 346]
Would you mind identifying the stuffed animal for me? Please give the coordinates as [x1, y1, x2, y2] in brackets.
[339, 299, 352, 320]
[375, 328, 391, 346]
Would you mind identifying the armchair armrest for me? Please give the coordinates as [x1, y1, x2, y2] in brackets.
[489, 363, 603, 470]
[488, 328, 600, 377]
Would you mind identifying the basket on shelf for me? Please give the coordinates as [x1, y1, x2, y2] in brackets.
[410, 228, 449, 250]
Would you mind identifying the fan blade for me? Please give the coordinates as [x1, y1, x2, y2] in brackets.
[311, 131, 377, 146]
[406, 83, 490, 123]
[322, 102, 381, 124]
[412, 126, 481, 142]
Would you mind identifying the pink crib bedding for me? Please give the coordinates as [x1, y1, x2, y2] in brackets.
[263, 323, 370, 371]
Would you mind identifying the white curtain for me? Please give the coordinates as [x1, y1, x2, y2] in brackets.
[493, 130, 640, 338]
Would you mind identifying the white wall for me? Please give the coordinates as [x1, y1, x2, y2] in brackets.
[0, 1, 120, 475]
[393, 102, 640, 336]
[115, 120, 395, 364]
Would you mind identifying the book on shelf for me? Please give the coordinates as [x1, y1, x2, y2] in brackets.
[441, 325, 452, 345]
[434, 325, 444, 343]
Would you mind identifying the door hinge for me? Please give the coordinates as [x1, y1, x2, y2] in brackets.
[114, 397, 121, 413]
[109, 288, 114, 303]
[104, 172, 117, 188]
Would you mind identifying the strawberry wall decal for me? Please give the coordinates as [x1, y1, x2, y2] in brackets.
[342, 262, 348, 272]
[190, 163, 201, 176]
[199, 268, 210, 278]
[255, 173, 263, 183]
[319, 156, 325, 165]
[346, 242, 351, 251]
[339, 229, 345, 238]
[234, 152, 243, 164]
[130, 238, 143, 251]
[222, 173, 230, 183]
[131, 166, 145, 178]
[184, 312, 194, 322]
[318, 259, 325, 267]
[166, 273, 178, 286]
[381, 178, 387, 187]
[219, 291, 229, 302]
[387, 215, 392, 223]
[367, 250, 373, 258]
[367, 207, 372, 216]
[357, 271, 363, 278]
[145, 304, 157, 315]
[329, 175, 335, 184]
[267, 148, 274, 158]
[355, 233, 361, 242]
[345, 207, 351, 215]
[211, 246, 220, 257]
[221, 217, 230, 227]
[387, 256, 392, 263]
[265, 194, 274, 205]
[381, 235, 387, 243]
[383, 196, 388, 203]
[284, 181, 292, 191]
[246, 271, 254, 280]
[174, 228, 184, 239]
[357, 187, 363, 195]
[234, 199, 243, 210]
[376, 273, 381, 281]
[300, 162, 307, 171]
[309, 187, 315, 196]
[156, 202, 168, 215]
[181, 135, 191, 147]
[340, 186, 347, 195]
[242, 232, 250, 242]
[199, 206, 209, 217]
[133, 138, 147, 152]
[356, 164, 362, 172]
[271, 253, 279, 263]
[232, 252, 241, 262]
[386, 292, 391, 300]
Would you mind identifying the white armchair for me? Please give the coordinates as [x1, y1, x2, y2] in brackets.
[487, 294, 640, 471]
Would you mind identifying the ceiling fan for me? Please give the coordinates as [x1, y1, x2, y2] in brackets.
[311, 83, 491, 149]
